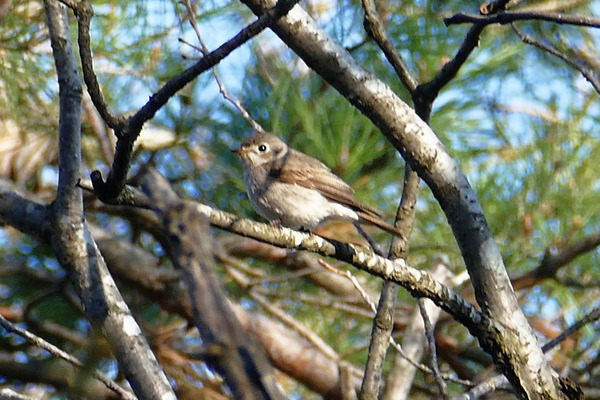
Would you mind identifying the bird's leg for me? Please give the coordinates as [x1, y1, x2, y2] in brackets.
[354, 223, 384, 255]
[269, 218, 284, 227]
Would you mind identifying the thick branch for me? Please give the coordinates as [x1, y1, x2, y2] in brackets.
[139, 170, 284, 400]
[0, 181, 50, 238]
[458, 304, 597, 400]
[43, 1, 176, 399]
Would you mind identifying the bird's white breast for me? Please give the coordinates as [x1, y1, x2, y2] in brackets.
[243, 170, 358, 230]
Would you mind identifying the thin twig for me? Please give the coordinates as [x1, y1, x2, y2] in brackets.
[265, 290, 381, 319]
[318, 259, 377, 313]
[216, 251, 266, 278]
[181, 0, 266, 133]
[221, 252, 345, 365]
[250, 290, 342, 362]
[511, 24, 600, 94]
[419, 298, 449, 399]
[360, 0, 417, 92]
[452, 375, 511, 400]
[246, 267, 321, 287]
[127, 0, 301, 133]
[0, 314, 135, 400]
[445, 11, 600, 28]
[319, 259, 473, 387]
[542, 306, 600, 353]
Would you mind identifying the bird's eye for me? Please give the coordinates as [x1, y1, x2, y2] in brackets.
[258, 144, 267, 152]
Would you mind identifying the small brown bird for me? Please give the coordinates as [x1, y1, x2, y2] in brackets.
[233, 132, 402, 237]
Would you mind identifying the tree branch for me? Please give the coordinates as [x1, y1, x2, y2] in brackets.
[0, 314, 134, 399]
[0, 360, 118, 400]
[0, 388, 39, 400]
[419, 298, 449, 399]
[455, 306, 598, 399]
[43, 1, 177, 398]
[413, 23, 484, 113]
[90, 222, 363, 399]
[360, 0, 417, 92]
[512, 230, 600, 290]
[0, 182, 49, 239]
[542, 306, 600, 353]
[511, 23, 600, 94]
[69, 0, 126, 132]
[139, 169, 285, 400]
[445, 11, 600, 28]
[360, 165, 420, 398]
[181, 0, 266, 133]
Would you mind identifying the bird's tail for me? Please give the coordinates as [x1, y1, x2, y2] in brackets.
[356, 211, 405, 239]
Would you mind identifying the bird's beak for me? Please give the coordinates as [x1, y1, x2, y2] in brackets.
[232, 147, 246, 156]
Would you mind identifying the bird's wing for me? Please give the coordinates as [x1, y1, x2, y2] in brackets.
[271, 150, 382, 218]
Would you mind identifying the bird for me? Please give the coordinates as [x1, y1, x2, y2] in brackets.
[233, 132, 403, 237]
